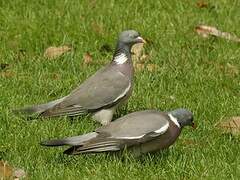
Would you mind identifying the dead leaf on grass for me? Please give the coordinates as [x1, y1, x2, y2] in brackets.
[52, 73, 61, 80]
[88, 0, 97, 8]
[131, 43, 145, 63]
[196, 0, 208, 8]
[83, 52, 93, 64]
[146, 64, 159, 72]
[226, 63, 239, 77]
[134, 63, 145, 72]
[91, 22, 104, 35]
[0, 71, 15, 78]
[216, 116, 240, 136]
[134, 63, 159, 72]
[195, 25, 240, 42]
[44, 45, 72, 59]
[0, 160, 27, 179]
[132, 42, 152, 65]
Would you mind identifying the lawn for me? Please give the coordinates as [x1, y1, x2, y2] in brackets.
[0, 0, 240, 179]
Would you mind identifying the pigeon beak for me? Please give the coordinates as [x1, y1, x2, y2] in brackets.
[136, 36, 146, 43]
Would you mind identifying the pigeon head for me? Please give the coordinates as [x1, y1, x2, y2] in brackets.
[169, 108, 195, 128]
[118, 30, 146, 47]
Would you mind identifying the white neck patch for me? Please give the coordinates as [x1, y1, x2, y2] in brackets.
[168, 113, 180, 128]
[113, 53, 128, 64]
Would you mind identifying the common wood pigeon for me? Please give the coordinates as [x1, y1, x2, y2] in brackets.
[41, 108, 195, 156]
[14, 30, 145, 125]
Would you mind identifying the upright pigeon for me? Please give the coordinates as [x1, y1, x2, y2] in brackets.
[14, 30, 145, 125]
[41, 108, 195, 156]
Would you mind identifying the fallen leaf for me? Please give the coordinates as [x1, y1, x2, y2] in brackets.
[195, 25, 240, 42]
[0, 63, 9, 70]
[195, 25, 218, 38]
[139, 54, 150, 62]
[196, 1, 208, 8]
[131, 43, 144, 63]
[0, 71, 15, 78]
[0, 161, 12, 178]
[132, 43, 151, 64]
[88, 0, 97, 8]
[146, 64, 159, 72]
[134, 63, 145, 72]
[83, 52, 93, 64]
[51, 73, 60, 80]
[216, 116, 240, 136]
[0, 160, 26, 179]
[44, 45, 72, 59]
[91, 22, 104, 35]
[226, 63, 239, 77]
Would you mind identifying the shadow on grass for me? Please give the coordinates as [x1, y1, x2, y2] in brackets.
[50, 147, 171, 166]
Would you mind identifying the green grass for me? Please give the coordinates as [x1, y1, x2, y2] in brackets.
[1, 0, 240, 179]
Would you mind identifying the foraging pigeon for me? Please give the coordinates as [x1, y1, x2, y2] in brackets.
[14, 30, 145, 125]
[41, 108, 195, 156]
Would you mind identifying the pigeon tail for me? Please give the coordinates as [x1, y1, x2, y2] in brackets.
[40, 132, 98, 147]
[13, 97, 65, 116]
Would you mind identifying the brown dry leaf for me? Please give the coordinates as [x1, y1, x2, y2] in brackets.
[0, 71, 15, 78]
[52, 73, 60, 80]
[134, 63, 145, 72]
[83, 52, 93, 64]
[195, 25, 240, 42]
[44, 45, 72, 59]
[0, 160, 26, 179]
[196, 1, 208, 8]
[91, 22, 104, 35]
[0, 160, 13, 178]
[88, 0, 97, 8]
[146, 64, 159, 72]
[131, 43, 144, 63]
[216, 116, 240, 136]
[226, 63, 239, 77]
